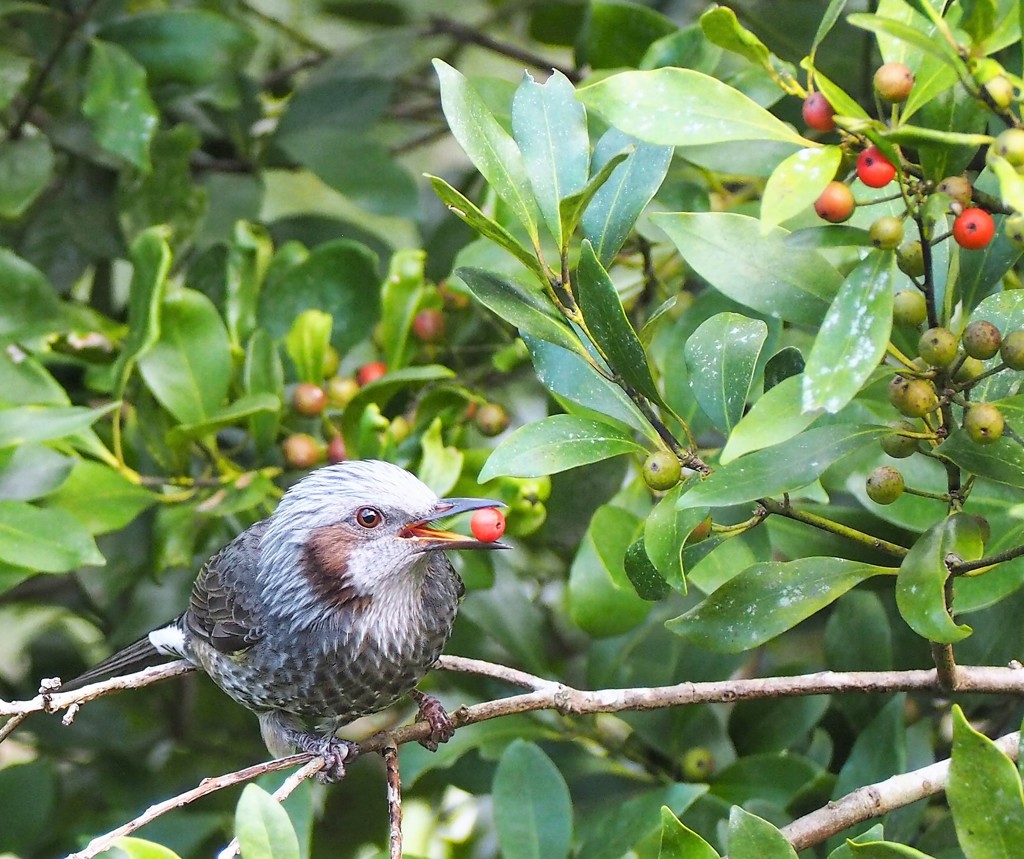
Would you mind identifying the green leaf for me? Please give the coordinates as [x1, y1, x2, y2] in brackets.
[0, 49, 31, 112]
[654, 212, 841, 325]
[112, 837, 184, 859]
[580, 784, 706, 859]
[0, 249, 62, 341]
[244, 328, 284, 454]
[0, 445, 72, 502]
[624, 538, 671, 600]
[668, 557, 893, 653]
[990, 153, 1024, 214]
[568, 503, 651, 636]
[42, 461, 155, 535]
[658, 807, 720, 859]
[167, 393, 280, 444]
[113, 227, 172, 393]
[936, 431, 1024, 489]
[225, 221, 272, 349]
[847, 841, 937, 858]
[378, 249, 425, 371]
[896, 514, 980, 644]
[418, 417, 463, 498]
[558, 151, 629, 247]
[847, 12, 961, 67]
[807, 68, 872, 122]
[0, 501, 104, 572]
[83, 39, 158, 170]
[832, 696, 907, 801]
[577, 241, 662, 403]
[811, 0, 848, 52]
[479, 414, 646, 481]
[679, 424, 886, 509]
[785, 225, 874, 249]
[582, 128, 672, 267]
[582, 1, 678, 69]
[0, 403, 118, 449]
[761, 146, 841, 233]
[644, 482, 708, 591]
[699, 6, 771, 69]
[234, 784, 300, 859]
[802, 251, 895, 414]
[434, 60, 539, 244]
[722, 375, 819, 464]
[455, 267, 583, 356]
[285, 309, 332, 384]
[576, 68, 811, 148]
[684, 312, 768, 435]
[258, 239, 380, 357]
[0, 136, 54, 218]
[428, 175, 546, 280]
[727, 806, 798, 859]
[493, 740, 573, 859]
[138, 289, 232, 425]
[948, 704, 1024, 859]
[511, 70, 589, 249]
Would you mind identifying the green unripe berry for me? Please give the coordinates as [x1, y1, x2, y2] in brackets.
[963, 402, 1005, 444]
[955, 356, 986, 382]
[888, 375, 939, 417]
[896, 240, 925, 278]
[681, 747, 716, 782]
[1006, 213, 1024, 246]
[866, 465, 905, 504]
[986, 75, 1016, 109]
[936, 176, 973, 207]
[1000, 329, 1024, 369]
[880, 421, 920, 458]
[962, 320, 1002, 360]
[918, 327, 959, 367]
[893, 290, 927, 327]
[870, 215, 904, 249]
[642, 450, 682, 490]
[994, 129, 1024, 166]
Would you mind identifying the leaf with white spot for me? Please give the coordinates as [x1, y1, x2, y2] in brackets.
[760, 146, 841, 233]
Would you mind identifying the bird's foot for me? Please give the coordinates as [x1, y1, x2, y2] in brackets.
[410, 689, 455, 752]
[297, 733, 358, 783]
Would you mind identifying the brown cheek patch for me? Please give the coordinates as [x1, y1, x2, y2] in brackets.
[302, 525, 373, 613]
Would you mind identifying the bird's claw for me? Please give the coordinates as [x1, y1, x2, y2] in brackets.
[411, 690, 455, 752]
[297, 734, 358, 783]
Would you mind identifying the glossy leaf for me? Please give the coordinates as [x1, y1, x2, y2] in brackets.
[0, 49, 31, 112]
[654, 212, 841, 325]
[138, 289, 232, 425]
[244, 328, 283, 454]
[644, 482, 708, 591]
[0, 501, 104, 573]
[479, 414, 646, 481]
[832, 696, 906, 801]
[512, 70, 589, 248]
[576, 68, 810, 148]
[760, 146, 841, 233]
[167, 393, 280, 444]
[727, 806, 798, 859]
[493, 740, 573, 859]
[558, 150, 629, 247]
[668, 557, 893, 653]
[83, 39, 157, 169]
[722, 375, 819, 464]
[0, 446, 72, 502]
[577, 241, 662, 403]
[936, 431, 1024, 489]
[847, 12, 960, 66]
[699, 6, 771, 69]
[785, 225, 874, 249]
[418, 417, 463, 498]
[678, 424, 885, 509]
[0, 137, 54, 218]
[896, 514, 981, 644]
[456, 267, 583, 356]
[802, 251, 895, 414]
[42, 461, 155, 535]
[285, 309, 332, 384]
[568, 503, 651, 636]
[0, 403, 118, 449]
[225, 221, 272, 349]
[112, 837, 183, 859]
[582, 1, 677, 68]
[847, 842, 937, 858]
[961, 290, 1024, 401]
[658, 807, 720, 859]
[434, 60, 539, 243]
[624, 538, 671, 600]
[582, 128, 672, 266]
[428, 175, 546, 280]
[379, 249, 425, 371]
[808, 68, 871, 122]
[684, 312, 767, 435]
[234, 784, 300, 859]
[948, 704, 1024, 859]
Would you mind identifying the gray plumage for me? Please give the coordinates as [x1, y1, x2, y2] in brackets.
[64, 460, 504, 779]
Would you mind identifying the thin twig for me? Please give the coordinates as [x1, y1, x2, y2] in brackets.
[384, 739, 403, 859]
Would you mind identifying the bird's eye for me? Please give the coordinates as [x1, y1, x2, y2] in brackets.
[355, 506, 383, 529]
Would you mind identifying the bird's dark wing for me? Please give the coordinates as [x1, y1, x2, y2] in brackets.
[186, 521, 267, 655]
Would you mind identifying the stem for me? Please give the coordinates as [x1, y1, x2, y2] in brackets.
[759, 497, 908, 559]
[903, 485, 949, 502]
[914, 212, 940, 330]
[951, 541, 1024, 575]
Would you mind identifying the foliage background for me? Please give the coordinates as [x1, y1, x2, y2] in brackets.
[2, 1, 1024, 858]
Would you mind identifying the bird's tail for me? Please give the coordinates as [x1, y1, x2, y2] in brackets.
[59, 618, 189, 692]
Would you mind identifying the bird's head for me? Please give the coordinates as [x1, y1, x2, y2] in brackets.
[261, 460, 505, 607]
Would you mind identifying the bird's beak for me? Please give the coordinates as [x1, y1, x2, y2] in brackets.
[401, 497, 509, 552]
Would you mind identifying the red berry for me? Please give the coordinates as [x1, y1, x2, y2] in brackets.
[292, 382, 327, 416]
[814, 181, 856, 223]
[802, 92, 836, 132]
[953, 207, 996, 250]
[412, 308, 446, 343]
[327, 433, 346, 464]
[857, 146, 897, 188]
[357, 361, 387, 386]
[470, 507, 506, 542]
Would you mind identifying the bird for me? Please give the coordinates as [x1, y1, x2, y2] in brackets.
[61, 459, 507, 781]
